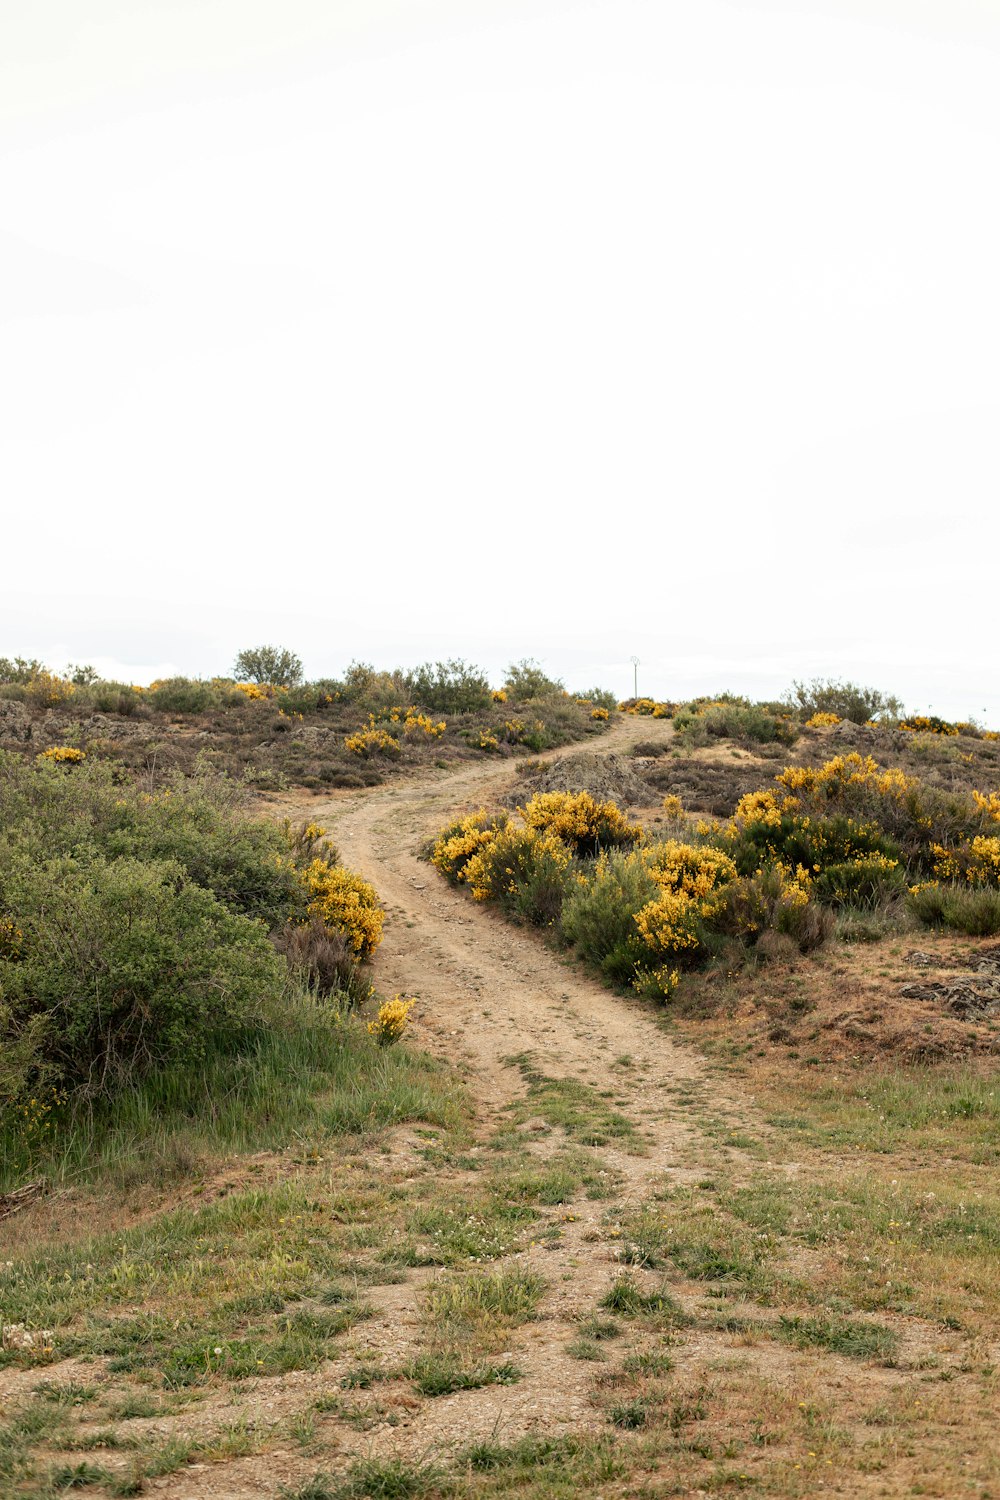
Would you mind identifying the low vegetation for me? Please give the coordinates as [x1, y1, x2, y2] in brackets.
[431, 747, 1000, 1010]
[0, 750, 401, 1188]
[0, 653, 611, 793]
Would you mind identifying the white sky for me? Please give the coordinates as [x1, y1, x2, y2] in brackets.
[2, 0, 998, 716]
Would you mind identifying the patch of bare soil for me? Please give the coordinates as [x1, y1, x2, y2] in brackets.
[502, 747, 654, 808]
[678, 932, 1000, 1065]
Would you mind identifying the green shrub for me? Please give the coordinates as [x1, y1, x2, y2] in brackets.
[0, 854, 285, 1099]
[576, 686, 617, 712]
[710, 869, 833, 953]
[560, 851, 656, 984]
[0, 756, 305, 930]
[503, 659, 565, 700]
[146, 677, 218, 714]
[404, 659, 492, 714]
[0, 656, 47, 686]
[88, 681, 147, 716]
[783, 678, 904, 724]
[339, 661, 410, 709]
[907, 883, 1000, 936]
[813, 856, 907, 909]
[675, 702, 797, 746]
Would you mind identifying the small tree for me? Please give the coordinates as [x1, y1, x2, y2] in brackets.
[504, 658, 565, 700]
[233, 644, 303, 687]
[0, 656, 47, 685]
[404, 659, 492, 713]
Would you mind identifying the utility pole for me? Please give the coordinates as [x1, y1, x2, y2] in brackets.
[630, 655, 640, 701]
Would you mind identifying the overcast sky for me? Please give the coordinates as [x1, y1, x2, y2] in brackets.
[2, 0, 998, 717]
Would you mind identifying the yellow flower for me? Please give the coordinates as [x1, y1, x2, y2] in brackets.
[37, 745, 86, 764]
[302, 860, 385, 956]
[367, 996, 415, 1046]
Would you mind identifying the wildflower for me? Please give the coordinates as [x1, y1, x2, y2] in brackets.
[368, 996, 415, 1046]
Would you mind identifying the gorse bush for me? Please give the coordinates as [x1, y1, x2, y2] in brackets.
[618, 697, 675, 717]
[302, 861, 385, 958]
[520, 791, 642, 857]
[463, 825, 572, 926]
[429, 809, 511, 885]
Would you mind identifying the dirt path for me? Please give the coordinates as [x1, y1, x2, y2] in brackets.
[318, 716, 706, 1122]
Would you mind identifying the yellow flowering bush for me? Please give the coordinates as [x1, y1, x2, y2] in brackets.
[403, 710, 446, 739]
[643, 840, 737, 899]
[632, 841, 740, 971]
[477, 731, 500, 752]
[633, 886, 704, 958]
[520, 790, 642, 857]
[430, 809, 510, 884]
[931, 837, 1000, 887]
[972, 792, 1000, 823]
[25, 673, 76, 708]
[462, 825, 571, 924]
[899, 715, 965, 736]
[345, 722, 402, 758]
[491, 688, 508, 703]
[619, 698, 673, 718]
[37, 746, 86, 765]
[367, 996, 415, 1046]
[591, 707, 610, 721]
[661, 795, 684, 818]
[234, 681, 271, 701]
[777, 754, 917, 803]
[805, 711, 841, 727]
[303, 859, 385, 956]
